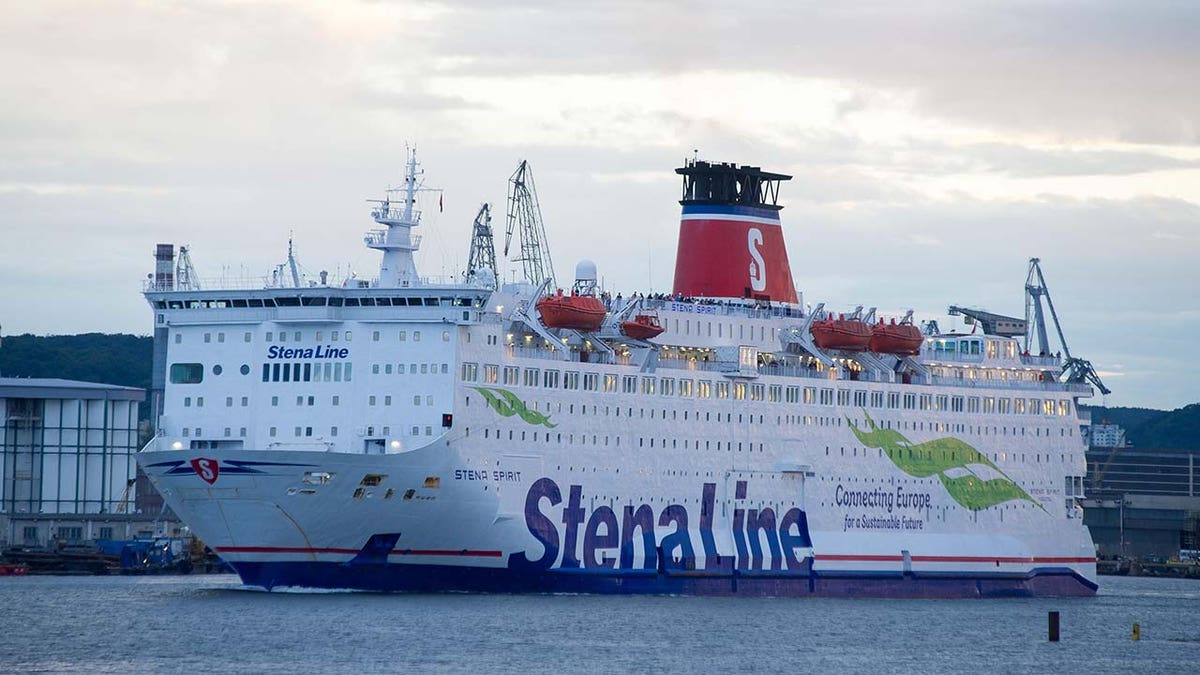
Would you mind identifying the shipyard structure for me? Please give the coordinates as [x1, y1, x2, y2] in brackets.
[0, 378, 165, 547]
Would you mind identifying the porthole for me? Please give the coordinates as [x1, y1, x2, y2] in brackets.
[240, 364, 250, 375]
[212, 364, 223, 376]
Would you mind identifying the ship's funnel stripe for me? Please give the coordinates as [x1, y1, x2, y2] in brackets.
[680, 213, 782, 226]
[681, 204, 781, 219]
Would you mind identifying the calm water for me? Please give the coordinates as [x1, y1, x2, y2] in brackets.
[0, 574, 1197, 674]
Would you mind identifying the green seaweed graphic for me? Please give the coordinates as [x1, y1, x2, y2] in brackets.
[848, 411, 1043, 512]
[472, 386, 558, 428]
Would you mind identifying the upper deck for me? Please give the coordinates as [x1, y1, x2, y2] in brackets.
[145, 282, 489, 325]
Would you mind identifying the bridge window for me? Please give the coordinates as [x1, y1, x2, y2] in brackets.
[169, 363, 204, 384]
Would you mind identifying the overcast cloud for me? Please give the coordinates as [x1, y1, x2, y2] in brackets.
[1, 1, 1197, 409]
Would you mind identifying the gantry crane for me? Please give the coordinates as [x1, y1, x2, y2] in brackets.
[1024, 257, 1110, 395]
[503, 160, 556, 288]
[465, 203, 497, 288]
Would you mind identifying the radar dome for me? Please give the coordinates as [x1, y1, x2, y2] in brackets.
[575, 259, 598, 282]
[471, 266, 497, 289]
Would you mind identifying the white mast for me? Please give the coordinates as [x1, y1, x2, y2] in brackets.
[365, 148, 438, 288]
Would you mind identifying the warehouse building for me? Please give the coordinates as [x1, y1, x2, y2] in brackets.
[1, 378, 169, 547]
[1084, 445, 1200, 559]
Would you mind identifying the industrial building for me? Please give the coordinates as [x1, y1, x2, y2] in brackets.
[1084, 444, 1200, 559]
[1, 377, 170, 547]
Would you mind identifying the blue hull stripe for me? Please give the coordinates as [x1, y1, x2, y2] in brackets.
[229, 561, 1097, 598]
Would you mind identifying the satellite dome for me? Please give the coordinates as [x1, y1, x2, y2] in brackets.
[472, 266, 497, 289]
[575, 259, 598, 282]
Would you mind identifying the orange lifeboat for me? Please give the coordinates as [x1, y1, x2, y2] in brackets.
[621, 313, 665, 340]
[868, 319, 924, 356]
[810, 314, 872, 351]
[536, 290, 607, 331]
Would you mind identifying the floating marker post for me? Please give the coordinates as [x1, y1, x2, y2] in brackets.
[1048, 611, 1060, 642]
[1132, 623, 1140, 641]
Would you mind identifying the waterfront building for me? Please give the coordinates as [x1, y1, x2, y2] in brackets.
[1089, 422, 1126, 448]
[1084, 445, 1200, 558]
[0, 378, 166, 547]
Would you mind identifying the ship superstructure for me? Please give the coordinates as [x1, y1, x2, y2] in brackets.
[138, 153, 1099, 597]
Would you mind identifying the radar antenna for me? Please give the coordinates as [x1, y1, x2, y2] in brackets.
[1024, 257, 1110, 395]
[465, 203, 497, 287]
[286, 234, 301, 287]
[176, 246, 200, 291]
[503, 160, 556, 288]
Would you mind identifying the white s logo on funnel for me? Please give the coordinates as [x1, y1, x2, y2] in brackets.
[748, 228, 766, 292]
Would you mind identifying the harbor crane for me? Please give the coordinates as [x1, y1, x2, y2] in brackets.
[950, 258, 1110, 395]
[1024, 257, 1110, 395]
[504, 160, 556, 288]
[946, 306, 1025, 337]
[464, 202, 497, 288]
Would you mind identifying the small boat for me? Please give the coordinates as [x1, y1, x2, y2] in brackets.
[621, 313, 665, 340]
[810, 314, 872, 351]
[869, 319, 924, 356]
[536, 291, 607, 331]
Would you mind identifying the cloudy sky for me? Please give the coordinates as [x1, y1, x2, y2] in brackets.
[2, 1, 1197, 410]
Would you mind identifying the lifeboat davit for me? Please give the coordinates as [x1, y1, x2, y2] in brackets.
[621, 313, 665, 340]
[868, 319, 924, 356]
[536, 291, 607, 331]
[810, 314, 872, 351]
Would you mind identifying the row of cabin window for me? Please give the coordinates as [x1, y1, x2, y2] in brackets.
[179, 424, 436, 440]
[159, 296, 473, 310]
[185, 394, 436, 408]
[460, 362, 1073, 417]
[469, 427, 770, 453]
[782, 413, 1076, 439]
[670, 319, 777, 342]
[264, 425, 433, 438]
[261, 362, 354, 383]
[371, 362, 449, 375]
[823, 445, 1073, 468]
[175, 329, 452, 344]
[929, 366, 1045, 383]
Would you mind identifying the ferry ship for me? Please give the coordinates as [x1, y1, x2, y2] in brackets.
[138, 153, 1099, 597]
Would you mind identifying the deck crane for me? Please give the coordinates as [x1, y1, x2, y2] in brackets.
[464, 203, 497, 288]
[946, 306, 1026, 337]
[1024, 257, 1111, 395]
[503, 160, 556, 288]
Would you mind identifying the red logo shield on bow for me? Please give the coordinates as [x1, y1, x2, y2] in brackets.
[190, 457, 220, 485]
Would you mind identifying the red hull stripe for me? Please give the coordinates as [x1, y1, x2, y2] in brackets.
[215, 546, 503, 558]
[816, 554, 1094, 564]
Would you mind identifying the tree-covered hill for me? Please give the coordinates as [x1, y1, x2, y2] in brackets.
[1083, 404, 1200, 450]
[0, 332, 153, 393]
